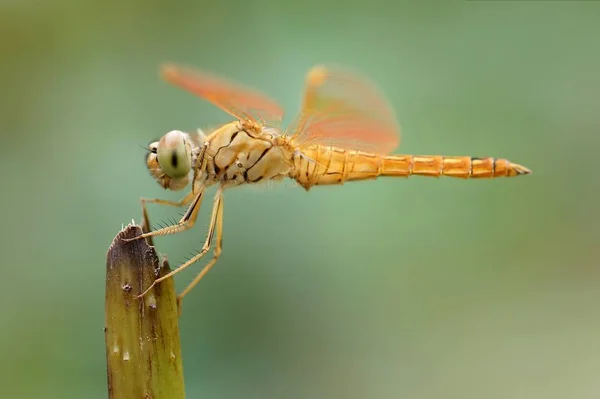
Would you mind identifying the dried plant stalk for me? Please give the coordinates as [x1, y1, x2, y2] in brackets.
[104, 222, 185, 399]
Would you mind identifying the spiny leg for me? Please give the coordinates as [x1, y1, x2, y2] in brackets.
[136, 187, 224, 300]
[123, 187, 205, 243]
[141, 190, 196, 210]
[139, 191, 197, 245]
[176, 188, 224, 315]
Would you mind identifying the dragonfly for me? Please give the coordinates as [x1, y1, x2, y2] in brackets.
[126, 63, 531, 310]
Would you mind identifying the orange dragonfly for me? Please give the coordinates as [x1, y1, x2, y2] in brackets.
[126, 63, 531, 310]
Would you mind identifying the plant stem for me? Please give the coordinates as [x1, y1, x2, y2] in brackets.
[104, 222, 185, 399]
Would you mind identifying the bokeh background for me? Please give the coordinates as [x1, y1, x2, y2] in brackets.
[1, 1, 599, 398]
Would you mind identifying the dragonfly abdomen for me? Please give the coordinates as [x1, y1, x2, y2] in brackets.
[400, 155, 531, 179]
[292, 146, 531, 190]
[383, 155, 531, 179]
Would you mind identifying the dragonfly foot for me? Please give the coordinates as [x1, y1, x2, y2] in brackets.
[135, 283, 155, 299]
[121, 234, 146, 243]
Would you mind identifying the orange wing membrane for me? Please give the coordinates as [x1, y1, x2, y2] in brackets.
[288, 65, 401, 154]
[161, 63, 285, 127]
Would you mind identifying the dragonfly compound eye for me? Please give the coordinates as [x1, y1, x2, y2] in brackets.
[157, 130, 192, 178]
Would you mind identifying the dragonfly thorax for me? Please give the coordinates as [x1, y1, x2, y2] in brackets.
[199, 121, 293, 186]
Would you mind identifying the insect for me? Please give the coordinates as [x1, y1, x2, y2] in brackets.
[126, 63, 531, 309]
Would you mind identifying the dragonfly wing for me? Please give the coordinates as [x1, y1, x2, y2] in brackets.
[161, 64, 285, 128]
[288, 65, 400, 154]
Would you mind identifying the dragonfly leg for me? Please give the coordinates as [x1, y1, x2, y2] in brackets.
[138, 191, 197, 246]
[123, 187, 205, 242]
[141, 190, 196, 210]
[176, 188, 224, 315]
[136, 187, 223, 300]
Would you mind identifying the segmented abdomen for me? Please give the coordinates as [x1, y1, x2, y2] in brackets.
[291, 145, 531, 190]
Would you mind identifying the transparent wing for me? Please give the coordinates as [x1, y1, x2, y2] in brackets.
[288, 65, 400, 154]
[161, 63, 285, 128]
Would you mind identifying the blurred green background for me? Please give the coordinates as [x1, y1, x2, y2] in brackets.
[1, 1, 599, 398]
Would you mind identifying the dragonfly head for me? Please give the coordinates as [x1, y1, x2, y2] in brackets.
[145, 130, 194, 191]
